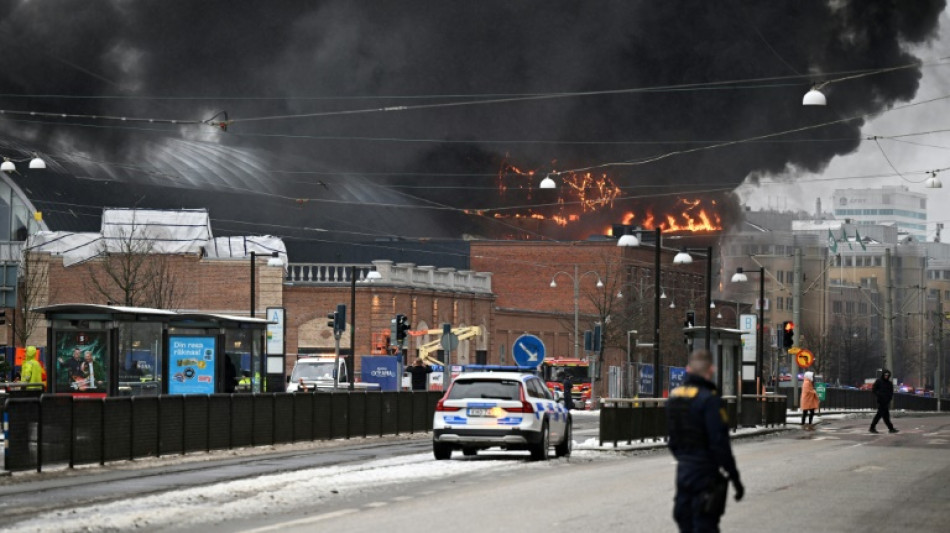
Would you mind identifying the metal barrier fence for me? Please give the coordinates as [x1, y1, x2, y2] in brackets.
[780, 387, 946, 411]
[1, 390, 441, 473]
[598, 395, 786, 448]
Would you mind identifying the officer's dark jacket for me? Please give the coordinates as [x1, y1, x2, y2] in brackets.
[407, 365, 432, 390]
[872, 373, 894, 404]
[666, 373, 739, 489]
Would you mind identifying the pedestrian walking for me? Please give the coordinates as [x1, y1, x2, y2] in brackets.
[407, 358, 432, 391]
[667, 349, 744, 532]
[870, 369, 899, 434]
[560, 372, 574, 411]
[800, 371, 820, 430]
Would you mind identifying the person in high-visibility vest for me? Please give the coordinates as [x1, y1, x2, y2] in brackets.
[20, 346, 46, 391]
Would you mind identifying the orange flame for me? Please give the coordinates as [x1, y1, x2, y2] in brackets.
[488, 159, 722, 234]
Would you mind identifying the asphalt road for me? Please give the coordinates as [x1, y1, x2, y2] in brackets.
[2, 413, 947, 532]
[227, 415, 950, 533]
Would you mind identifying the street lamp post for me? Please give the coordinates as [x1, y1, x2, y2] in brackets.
[549, 265, 604, 360]
[249, 250, 282, 318]
[672, 246, 714, 352]
[731, 266, 766, 393]
[618, 227, 664, 397]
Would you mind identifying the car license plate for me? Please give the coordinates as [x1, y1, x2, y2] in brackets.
[468, 407, 496, 417]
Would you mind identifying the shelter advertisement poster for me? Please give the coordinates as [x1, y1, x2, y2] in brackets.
[169, 336, 216, 395]
[54, 331, 109, 397]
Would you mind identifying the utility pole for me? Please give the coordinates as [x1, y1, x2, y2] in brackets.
[884, 248, 894, 373]
[792, 247, 802, 408]
[937, 291, 943, 412]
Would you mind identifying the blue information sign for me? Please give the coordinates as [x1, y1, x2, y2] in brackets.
[639, 364, 654, 396]
[360, 356, 402, 391]
[669, 366, 687, 392]
[512, 334, 546, 368]
[169, 336, 216, 395]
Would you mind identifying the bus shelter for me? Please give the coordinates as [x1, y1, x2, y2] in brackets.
[683, 326, 744, 397]
[35, 304, 270, 397]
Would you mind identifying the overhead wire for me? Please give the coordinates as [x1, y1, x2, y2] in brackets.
[3, 61, 948, 128]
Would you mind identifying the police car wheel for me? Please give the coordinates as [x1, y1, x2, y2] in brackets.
[433, 442, 452, 460]
[462, 447, 478, 457]
[529, 422, 550, 461]
[555, 421, 572, 458]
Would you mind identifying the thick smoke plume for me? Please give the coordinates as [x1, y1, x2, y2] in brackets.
[0, 1, 944, 242]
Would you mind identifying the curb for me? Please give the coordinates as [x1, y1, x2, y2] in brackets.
[580, 425, 792, 452]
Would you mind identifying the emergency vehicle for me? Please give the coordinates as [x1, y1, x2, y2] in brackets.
[541, 358, 592, 407]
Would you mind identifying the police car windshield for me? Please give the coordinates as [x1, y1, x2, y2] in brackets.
[291, 362, 335, 381]
[448, 379, 521, 401]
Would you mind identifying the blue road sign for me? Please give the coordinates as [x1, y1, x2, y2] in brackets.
[640, 363, 654, 395]
[512, 334, 546, 368]
[669, 366, 687, 392]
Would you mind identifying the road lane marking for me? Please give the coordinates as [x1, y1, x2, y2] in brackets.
[241, 508, 358, 532]
[364, 502, 388, 508]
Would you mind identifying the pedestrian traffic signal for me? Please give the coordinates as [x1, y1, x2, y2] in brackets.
[0, 310, 5, 326]
[782, 321, 794, 349]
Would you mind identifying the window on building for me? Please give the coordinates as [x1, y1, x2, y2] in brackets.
[833, 301, 843, 313]
[845, 257, 853, 267]
[859, 303, 868, 314]
[776, 297, 784, 310]
[846, 302, 855, 314]
[874, 256, 882, 266]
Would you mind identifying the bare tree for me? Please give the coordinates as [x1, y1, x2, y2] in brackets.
[83, 220, 187, 309]
[16, 248, 52, 347]
[144, 254, 190, 310]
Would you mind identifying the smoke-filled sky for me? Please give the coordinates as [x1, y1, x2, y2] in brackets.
[0, 0, 947, 242]
[737, 10, 950, 238]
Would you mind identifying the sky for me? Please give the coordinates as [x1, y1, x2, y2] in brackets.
[0, 1, 948, 243]
[736, 10, 950, 239]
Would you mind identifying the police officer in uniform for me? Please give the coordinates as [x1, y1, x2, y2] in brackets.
[667, 349, 744, 532]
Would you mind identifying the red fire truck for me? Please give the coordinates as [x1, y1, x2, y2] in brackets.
[542, 358, 591, 408]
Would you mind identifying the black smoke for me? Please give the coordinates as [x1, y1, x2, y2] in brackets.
[0, 1, 944, 241]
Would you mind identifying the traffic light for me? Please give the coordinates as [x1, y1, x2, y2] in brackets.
[395, 314, 410, 345]
[327, 304, 346, 336]
[782, 321, 794, 349]
[0, 310, 5, 326]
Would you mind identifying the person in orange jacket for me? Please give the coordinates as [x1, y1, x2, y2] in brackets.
[800, 371, 820, 430]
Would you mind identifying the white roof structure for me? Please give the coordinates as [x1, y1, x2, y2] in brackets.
[24, 208, 286, 266]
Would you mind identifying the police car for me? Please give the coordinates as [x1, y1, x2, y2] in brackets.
[432, 367, 571, 461]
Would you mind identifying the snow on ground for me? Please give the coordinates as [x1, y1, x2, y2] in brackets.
[5, 449, 606, 533]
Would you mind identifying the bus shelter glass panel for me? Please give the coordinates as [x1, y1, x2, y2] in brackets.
[117, 322, 163, 396]
[226, 328, 262, 393]
[53, 330, 110, 396]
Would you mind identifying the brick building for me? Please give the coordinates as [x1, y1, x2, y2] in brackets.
[471, 239, 710, 375]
